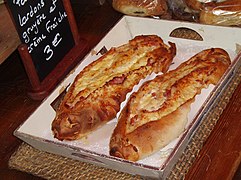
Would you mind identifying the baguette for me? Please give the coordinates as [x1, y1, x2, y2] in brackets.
[52, 35, 176, 141]
[109, 48, 231, 161]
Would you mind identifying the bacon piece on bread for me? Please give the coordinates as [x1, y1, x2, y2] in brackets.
[109, 48, 231, 161]
[52, 35, 176, 141]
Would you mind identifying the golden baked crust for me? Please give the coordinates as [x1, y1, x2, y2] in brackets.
[109, 48, 231, 161]
[199, 0, 241, 26]
[112, 0, 168, 16]
[52, 35, 176, 141]
[110, 100, 193, 161]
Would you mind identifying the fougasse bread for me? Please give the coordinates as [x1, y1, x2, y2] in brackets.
[109, 48, 231, 161]
[52, 35, 176, 141]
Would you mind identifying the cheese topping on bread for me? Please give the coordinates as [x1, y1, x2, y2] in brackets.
[66, 35, 175, 107]
[109, 48, 231, 161]
[126, 48, 231, 133]
[52, 35, 176, 141]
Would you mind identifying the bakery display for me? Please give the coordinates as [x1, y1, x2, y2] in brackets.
[109, 48, 231, 161]
[111, 0, 241, 26]
[112, 0, 168, 17]
[52, 35, 176, 141]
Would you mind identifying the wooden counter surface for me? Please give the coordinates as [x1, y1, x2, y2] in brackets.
[0, 3, 20, 64]
[0, 1, 240, 179]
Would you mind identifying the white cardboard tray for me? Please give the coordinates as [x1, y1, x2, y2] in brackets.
[14, 16, 241, 179]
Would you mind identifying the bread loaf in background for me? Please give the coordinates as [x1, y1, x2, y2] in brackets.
[199, 0, 241, 26]
[183, 0, 241, 26]
[112, 0, 168, 17]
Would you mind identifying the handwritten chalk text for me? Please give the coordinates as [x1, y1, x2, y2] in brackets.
[45, 11, 67, 33]
[18, 0, 45, 27]
[28, 33, 46, 53]
[12, 0, 28, 7]
[22, 13, 46, 43]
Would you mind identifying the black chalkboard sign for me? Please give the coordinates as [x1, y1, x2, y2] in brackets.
[6, 0, 89, 100]
[6, 0, 75, 81]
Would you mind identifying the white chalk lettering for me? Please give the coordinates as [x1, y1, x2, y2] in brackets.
[45, 18, 57, 33]
[52, 33, 62, 47]
[28, 33, 46, 53]
[58, 11, 67, 23]
[29, 13, 46, 34]
[22, 31, 30, 43]
[33, 34, 46, 47]
[28, 43, 33, 53]
[13, 0, 71, 61]
[18, 0, 45, 27]
[45, 11, 67, 33]
[43, 33, 63, 61]
[44, 45, 53, 61]
[22, 13, 46, 43]
[49, 0, 57, 13]
[13, 0, 28, 7]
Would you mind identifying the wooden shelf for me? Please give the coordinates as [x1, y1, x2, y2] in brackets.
[0, 3, 20, 64]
